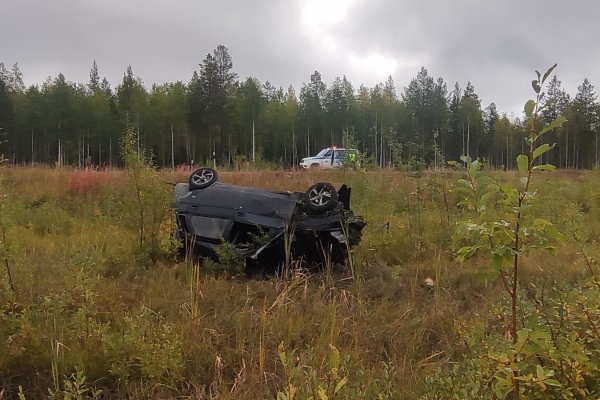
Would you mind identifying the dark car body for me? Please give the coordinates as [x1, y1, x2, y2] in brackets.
[173, 172, 365, 273]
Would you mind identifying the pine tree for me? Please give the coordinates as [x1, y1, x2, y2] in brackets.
[383, 75, 397, 102]
[0, 63, 8, 85]
[484, 103, 499, 165]
[116, 66, 147, 160]
[89, 60, 100, 93]
[572, 78, 598, 167]
[284, 85, 299, 166]
[400, 67, 447, 163]
[117, 66, 147, 119]
[195, 45, 237, 160]
[187, 70, 203, 138]
[432, 77, 449, 161]
[447, 82, 463, 159]
[460, 82, 484, 158]
[8, 63, 24, 93]
[0, 71, 14, 137]
[324, 76, 351, 145]
[236, 77, 264, 160]
[541, 75, 570, 166]
[214, 45, 237, 91]
[299, 71, 326, 155]
[541, 75, 570, 123]
[100, 77, 111, 95]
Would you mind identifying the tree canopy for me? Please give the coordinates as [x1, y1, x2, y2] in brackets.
[1, 47, 598, 169]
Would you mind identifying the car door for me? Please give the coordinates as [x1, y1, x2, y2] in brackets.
[333, 149, 345, 167]
[322, 149, 333, 168]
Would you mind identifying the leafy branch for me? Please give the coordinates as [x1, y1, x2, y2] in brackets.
[452, 64, 567, 399]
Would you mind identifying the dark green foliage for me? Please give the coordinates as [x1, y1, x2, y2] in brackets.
[422, 278, 600, 399]
[0, 51, 599, 169]
[0, 65, 15, 162]
[570, 79, 599, 168]
[423, 65, 600, 399]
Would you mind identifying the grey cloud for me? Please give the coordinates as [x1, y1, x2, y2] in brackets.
[1, 0, 599, 114]
[337, 0, 600, 112]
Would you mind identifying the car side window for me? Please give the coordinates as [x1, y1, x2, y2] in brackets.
[322, 150, 332, 157]
[190, 216, 231, 239]
[335, 150, 346, 159]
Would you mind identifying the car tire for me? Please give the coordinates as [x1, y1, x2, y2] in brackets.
[310, 163, 321, 169]
[305, 182, 338, 212]
[188, 167, 218, 189]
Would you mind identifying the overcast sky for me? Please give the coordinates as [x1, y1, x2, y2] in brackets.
[2, 0, 598, 115]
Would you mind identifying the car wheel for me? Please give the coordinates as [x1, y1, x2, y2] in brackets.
[310, 163, 321, 169]
[305, 182, 338, 212]
[188, 167, 218, 189]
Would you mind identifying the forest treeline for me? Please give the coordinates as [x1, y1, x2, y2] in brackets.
[0, 45, 598, 169]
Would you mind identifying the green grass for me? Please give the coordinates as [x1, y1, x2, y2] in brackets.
[0, 167, 599, 399]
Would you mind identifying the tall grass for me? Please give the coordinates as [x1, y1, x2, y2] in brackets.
[0, 166, 598, 398]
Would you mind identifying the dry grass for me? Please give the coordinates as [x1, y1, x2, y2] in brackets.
[0, 166, 598, 399]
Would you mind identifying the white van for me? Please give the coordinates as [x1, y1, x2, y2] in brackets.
[299, 147, 359, 169]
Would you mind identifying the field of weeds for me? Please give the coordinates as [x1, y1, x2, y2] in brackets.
[1, 166, 599, 399]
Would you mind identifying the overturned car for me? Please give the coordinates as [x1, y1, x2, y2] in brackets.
[173, 168, 366, 274]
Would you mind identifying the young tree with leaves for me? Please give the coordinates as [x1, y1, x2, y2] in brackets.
[453, 65, 567, 399]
